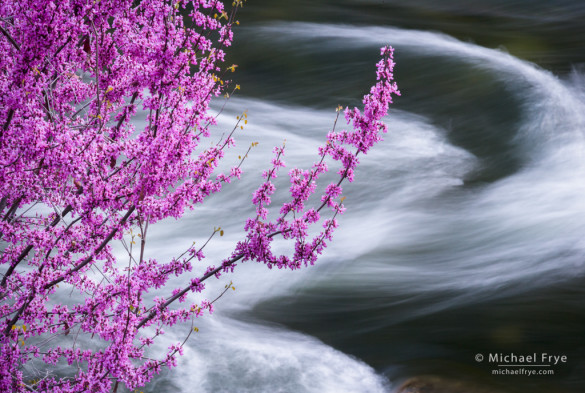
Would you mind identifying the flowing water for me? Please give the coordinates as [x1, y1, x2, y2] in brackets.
[131, 1, 585, 392]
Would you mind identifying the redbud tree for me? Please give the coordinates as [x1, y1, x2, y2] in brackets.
[0, 0, 399, 391]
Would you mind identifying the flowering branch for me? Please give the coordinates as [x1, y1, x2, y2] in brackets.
[0, 0, 398, 391]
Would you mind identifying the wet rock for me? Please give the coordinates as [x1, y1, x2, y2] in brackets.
[395, 375, 504, 393]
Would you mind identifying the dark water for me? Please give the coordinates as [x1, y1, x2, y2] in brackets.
[142, 1, 585, 392]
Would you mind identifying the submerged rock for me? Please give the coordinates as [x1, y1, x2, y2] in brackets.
[395, 376, 505, 393]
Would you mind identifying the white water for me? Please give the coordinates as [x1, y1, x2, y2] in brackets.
[117, 23, 585, 392]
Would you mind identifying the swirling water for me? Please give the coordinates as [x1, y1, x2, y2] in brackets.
[128, 2, 585, 392]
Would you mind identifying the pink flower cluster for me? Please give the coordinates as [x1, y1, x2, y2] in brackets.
[0, 0, 399, 390]
[228, 46, 400, 271]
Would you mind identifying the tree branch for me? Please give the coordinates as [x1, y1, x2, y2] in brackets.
[135, 253, 244, 329]
[1, 204, 75, 289]
[44, 206, 135, 289]
[0, 24, 20, 51]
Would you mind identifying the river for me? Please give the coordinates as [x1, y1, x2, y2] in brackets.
[140, 1, 585, 392]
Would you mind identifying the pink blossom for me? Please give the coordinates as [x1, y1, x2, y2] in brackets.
[0, 0, 399, 390]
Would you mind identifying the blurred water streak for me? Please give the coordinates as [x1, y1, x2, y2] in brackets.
[140, 2, 585, 392]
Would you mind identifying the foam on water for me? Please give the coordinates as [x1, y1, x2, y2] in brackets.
[147, 316, 390, 393]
